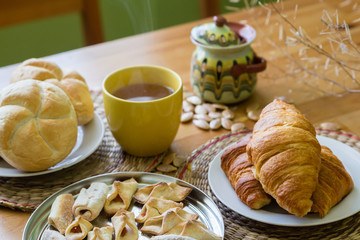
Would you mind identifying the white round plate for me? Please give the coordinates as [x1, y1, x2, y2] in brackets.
[208, 135, 360, 227]
[0, 112, 105, 177]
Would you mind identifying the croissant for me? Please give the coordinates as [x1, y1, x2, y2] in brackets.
[311, 146, 354, 217]
[246, 99, 321, 217]
[221, 134, 271, 209]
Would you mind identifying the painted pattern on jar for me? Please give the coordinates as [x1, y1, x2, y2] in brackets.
[190, 16, 266, 104]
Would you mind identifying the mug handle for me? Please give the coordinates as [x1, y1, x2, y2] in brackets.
[230, 55, 267, 78]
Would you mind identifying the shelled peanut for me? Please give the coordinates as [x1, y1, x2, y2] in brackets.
[319, 122, 340, 131]
[181, 90, 302, 134]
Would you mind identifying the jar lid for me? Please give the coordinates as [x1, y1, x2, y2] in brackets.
[191, 16, 239, 47]
[191, 16, 256, 48]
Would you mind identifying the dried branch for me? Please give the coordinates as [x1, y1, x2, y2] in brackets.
[226, 0, 360, 96]
[269, 1, 360, 86]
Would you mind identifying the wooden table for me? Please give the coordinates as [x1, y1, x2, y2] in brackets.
[1, 0, 360, 239]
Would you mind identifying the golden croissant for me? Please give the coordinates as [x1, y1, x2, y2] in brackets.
[246, 99, 321, 217]
[221, 134, 271, 209]
[311, 146, 354, 217]
[223, 136, 353, 217]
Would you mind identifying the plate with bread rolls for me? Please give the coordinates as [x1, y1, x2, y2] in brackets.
[0, 111, 104, 177]
[208, 99, 360, 227]
[0, 58, 105, 177]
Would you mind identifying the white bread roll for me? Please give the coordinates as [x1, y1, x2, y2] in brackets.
[0, 80, 78, 172]
[10, 58, 94, 125]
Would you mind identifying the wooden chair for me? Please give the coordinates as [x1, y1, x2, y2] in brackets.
[199, 0, 220, 18]
[0, 0, 104, 46]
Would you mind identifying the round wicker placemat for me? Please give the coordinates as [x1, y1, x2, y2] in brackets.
[179, 129, 360, 240]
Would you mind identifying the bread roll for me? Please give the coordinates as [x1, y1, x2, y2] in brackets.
[0, 80, 78, 172]
[10, 58, 94, 125]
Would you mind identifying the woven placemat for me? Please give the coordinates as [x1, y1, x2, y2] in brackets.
[0, 91, 166, 211]
[1, 89, 360, 239]
[179, 129, 360, 240]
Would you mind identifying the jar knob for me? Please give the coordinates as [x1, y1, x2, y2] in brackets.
[214, 15, 227, 27]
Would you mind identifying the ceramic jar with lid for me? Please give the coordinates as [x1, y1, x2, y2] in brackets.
[190, 16, 266, 104]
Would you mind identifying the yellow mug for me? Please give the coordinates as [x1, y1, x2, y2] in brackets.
[102, 65, 183, 156]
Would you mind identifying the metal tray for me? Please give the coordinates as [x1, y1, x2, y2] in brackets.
[23, 172, 224, 240]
